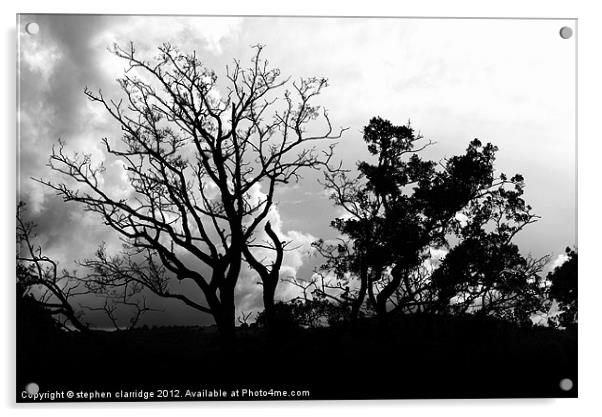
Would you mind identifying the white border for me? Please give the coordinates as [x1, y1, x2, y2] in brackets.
[3, 1, 600, 416]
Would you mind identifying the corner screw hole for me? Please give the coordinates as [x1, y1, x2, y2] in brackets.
[559, 378, 573, 391]
[25, 382, 39, 395]
[25, 22, 40, 35]
[559, 26, 573, 39]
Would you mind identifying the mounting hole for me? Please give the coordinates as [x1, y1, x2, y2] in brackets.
[25, 22, 39, 35]
[559, 378, 573, 391]
[559, 26, 573, 39]
[25, 382, 39, 395]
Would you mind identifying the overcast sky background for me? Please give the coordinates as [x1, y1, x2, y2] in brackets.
[17, 15, 576, 327]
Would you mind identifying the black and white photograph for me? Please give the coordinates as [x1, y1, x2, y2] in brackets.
[16, 14, 577, 402]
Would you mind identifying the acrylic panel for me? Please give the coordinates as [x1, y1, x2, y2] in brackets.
[17, 14, 577, 402]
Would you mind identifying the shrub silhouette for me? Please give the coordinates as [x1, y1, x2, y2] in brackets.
[256, 302, 299, 332]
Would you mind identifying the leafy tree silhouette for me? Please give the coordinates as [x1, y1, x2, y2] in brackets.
[317, 117, 546, 321]
[38, 43, 345, 336]
[431, 235, 549, 325]
[548, 248, 577, 327]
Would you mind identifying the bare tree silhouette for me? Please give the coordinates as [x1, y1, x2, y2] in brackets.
[38, 43, 345, 336]
[17, 202, 155, 332]
[17, 202, 89, 332]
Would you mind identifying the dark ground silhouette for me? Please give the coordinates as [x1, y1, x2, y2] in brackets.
[17, 313, 577, 401]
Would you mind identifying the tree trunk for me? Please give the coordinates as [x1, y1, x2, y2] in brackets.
[351, 264, 368, 320]
[216, 281, 236, 340]
[262, 277, 278, 329]
[375, 264, 404, 316]
[215, 239, 244, 339]
[250, 221, 283, 331]
[367, 280, 378, 314]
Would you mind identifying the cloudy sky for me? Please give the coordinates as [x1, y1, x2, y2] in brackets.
[17, 15, 576, 327]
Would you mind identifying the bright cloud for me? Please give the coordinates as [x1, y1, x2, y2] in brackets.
[234, 183, 318, 317]
[19, 36, 63, 82]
